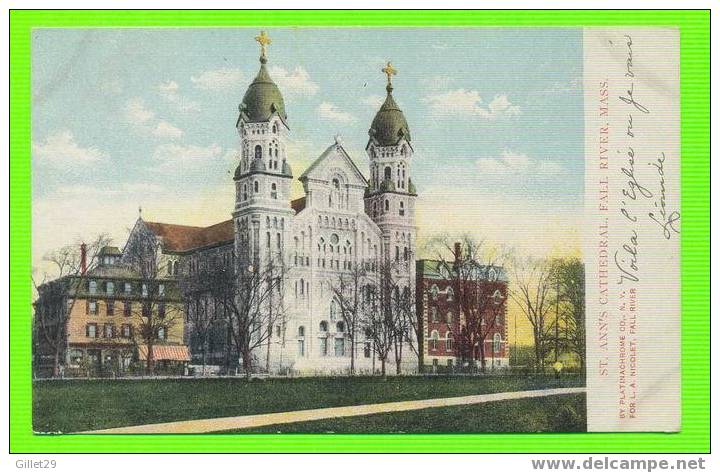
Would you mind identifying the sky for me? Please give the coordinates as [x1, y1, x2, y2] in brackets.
[32, 28, 584, 276]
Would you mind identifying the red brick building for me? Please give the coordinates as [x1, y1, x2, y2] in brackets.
[416, 244, 509, 371]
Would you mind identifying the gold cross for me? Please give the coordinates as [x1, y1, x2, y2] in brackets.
[255, 31, 272, 59]
[382, 61, 398, 85]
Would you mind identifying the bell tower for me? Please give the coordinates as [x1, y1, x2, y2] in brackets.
[233, 31, 294, 269]
[364, 62, 417, 271]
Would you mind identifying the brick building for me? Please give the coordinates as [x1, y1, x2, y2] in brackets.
[33, 245, 188, 377]
[416, 244, 509, 371]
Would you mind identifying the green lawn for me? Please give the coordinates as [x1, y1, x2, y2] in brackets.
[33, 375, 584, 433]
[231, 393, 587, 434]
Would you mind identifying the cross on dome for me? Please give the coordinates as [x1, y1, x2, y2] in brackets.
[255, 31, 272, 62]
[380, 61, 397, 93]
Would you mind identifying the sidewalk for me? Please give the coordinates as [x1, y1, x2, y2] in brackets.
[81, 386, 585, 434]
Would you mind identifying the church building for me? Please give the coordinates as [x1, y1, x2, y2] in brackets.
[127, 32, 419, 375]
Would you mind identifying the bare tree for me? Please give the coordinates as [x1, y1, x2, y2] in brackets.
[123, 227, 181, 375]
[179, 270, 222, 375]
[393, 276, 418, 374]
[426, 236, 507, 373]
[361, 257, 407, 376]
[199, 254, 286, 379]
[555, 258, 586, 370]
[32, 234, 112, 377]
[509, 256, 555, 372]
[328, 264, 367, 375]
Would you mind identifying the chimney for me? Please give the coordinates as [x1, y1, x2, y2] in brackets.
[80, 243, 87, 275]
[454, 242, 462, 264]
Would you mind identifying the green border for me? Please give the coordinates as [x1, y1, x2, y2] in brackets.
[10, 10, 709, 453]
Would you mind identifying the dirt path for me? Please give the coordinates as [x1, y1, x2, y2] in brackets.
[81, 386, 585, 434]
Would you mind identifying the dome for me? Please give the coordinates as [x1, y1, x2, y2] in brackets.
[238, 60, 287, 124]
[368, 85, 411, 147]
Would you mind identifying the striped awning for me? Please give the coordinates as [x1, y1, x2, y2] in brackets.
[137, 345, 190, 362]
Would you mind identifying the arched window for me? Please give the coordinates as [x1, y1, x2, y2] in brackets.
[493, 333, 502, 353]
[399, 201, 405, 216]
[384, 166, 391, 180]
[336, 321, 345, 333]
[271, 183, 277, 199]
[447, 312, 453, 324]
[242, 184, 248, 201]
[445, 332, 453, 351]
[254, 181, 259, 193]
[430, 284, 439, 300]
[272, 123, 277, 134]
[492, 289, 504, 305]
[254, 145, 262, 160]
[384, 199, 389, 212]
[319, 321, 328, 332]
[298, 326, 305, 337]
[430, 330, 439, 351]
[299, 278, 305, 295]
[447, 287, 454, 301]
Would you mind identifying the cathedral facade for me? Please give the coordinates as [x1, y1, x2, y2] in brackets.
[127, 33, 419, 375]
[231, 33, 418, 374]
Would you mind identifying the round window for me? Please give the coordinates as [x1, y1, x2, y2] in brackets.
[330, 234, 339, 245]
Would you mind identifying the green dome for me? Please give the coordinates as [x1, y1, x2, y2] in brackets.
[239, 61, 287, 123]
[368, 85, 411, 146]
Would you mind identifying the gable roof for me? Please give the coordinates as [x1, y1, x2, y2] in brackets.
[144, 219, 234, 253]
[298, 142, 367, 185]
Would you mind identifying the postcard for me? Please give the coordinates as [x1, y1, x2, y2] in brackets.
[28, 26, 680, 435]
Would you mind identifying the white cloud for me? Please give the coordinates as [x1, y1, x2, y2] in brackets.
[476, 148, 562, 177]
[318, 102, 355, 123]
[157, 80, 180, 99]
[32, 130, 108, 165]
[423, 89, 521, 119]
[153, 120, 184, 139]
[191, 68, 244, 91]
[156, 80, 200, 113]
[362, 94, 385, 110]
[268, 66, 319, 97]
[124, 97, 184, 139]
[124, 98, 155, 124]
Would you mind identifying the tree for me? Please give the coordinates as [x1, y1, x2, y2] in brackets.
[555, 258, 586, 370]
[200, 254, 286, 379]
[179, 267, 223, 375]
[328, 264, 367, 375]
[427, 236, 507, 373]
[361, 259, 395, 376]
[32, 234, 112, 377]
[509, 256, 555, 372]
[395, 276, 420, 374]
[359, 255, 416, 376]
[123, 226, 182, 376]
